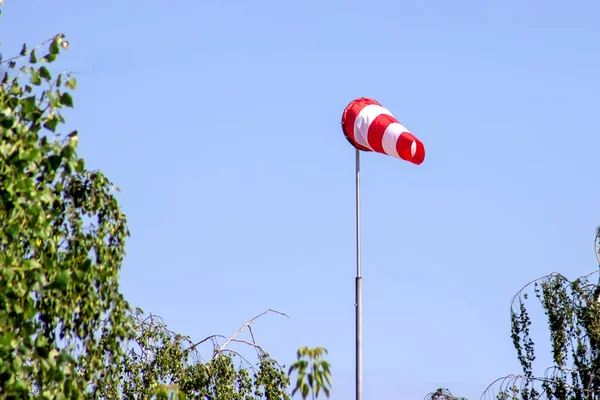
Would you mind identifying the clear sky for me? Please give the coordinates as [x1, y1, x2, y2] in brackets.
[2, 1, 600, 398]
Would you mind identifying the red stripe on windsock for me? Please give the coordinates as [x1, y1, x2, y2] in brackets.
[396, 132, 425, 165]
[367, 114, 395, 153]
[398, 132, 425, 165]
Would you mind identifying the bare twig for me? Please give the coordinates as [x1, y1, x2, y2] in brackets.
[247, 325, 257, 345]
[214, 309, 288, 358]
[183, 334, 226, 354]
[229, 338, 266, 357]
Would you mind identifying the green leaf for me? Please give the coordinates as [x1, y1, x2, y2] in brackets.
[12, 356, 22, 371]
[61, 144, 75, 159]
[41, 53, 57, 63]
[10, 81, 21, 94]
[59, 92, 73, 107]
[38, 66, 51, 81]
[1, 117, 14, 129]
[30, 70, 42, 86]
[301, 383, 309, 399]
[46, 270, 70, 290]
[20, 43, 27, 56]
[65, 77, 77, 90]
[29, 49, 37, 64]
[6, 223, 20, 238]
[43, 116, 59, 132]
[46, 91, 59, 107]
[4, 268, 15, 281]
[50, 37, 60, 55]
[47, 154, 63, 171]
[22, 96, 37, 114]
[68, 134, 78, 148]
[75, 159, 85, 172]
[21, 148, 40, 162]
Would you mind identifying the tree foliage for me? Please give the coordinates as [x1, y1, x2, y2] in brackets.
[0, 32, 133, 398]
[0, 29, 332, 399]
[98, 308, 295, 400]
[288, 346, 332, 400]
[424, 388, 467, 400]
[482, 228, 600, 400]
[0, 10, 335, 397]
[6, 7, 600, 400]
[426, 229, 600, 400]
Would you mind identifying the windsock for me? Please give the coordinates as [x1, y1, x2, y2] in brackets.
[341, 98, 425, 165]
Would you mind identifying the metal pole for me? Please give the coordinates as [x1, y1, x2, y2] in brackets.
[355, 148, 363, 400]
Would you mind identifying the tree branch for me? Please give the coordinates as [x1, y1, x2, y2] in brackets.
[0, 34, 66, 65]
[229, 338, 266, 357]
[183, 334, 226, 354]
[213, 309, 288, 358]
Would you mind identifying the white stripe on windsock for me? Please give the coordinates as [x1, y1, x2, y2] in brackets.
[353, 104, 393, 150]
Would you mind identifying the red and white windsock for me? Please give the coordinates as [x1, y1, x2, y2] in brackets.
[341, 98, 425, 165]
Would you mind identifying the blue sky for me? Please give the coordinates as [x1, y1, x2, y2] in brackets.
[3, 0, 600, 398]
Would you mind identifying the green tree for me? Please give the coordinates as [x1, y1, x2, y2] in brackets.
[98, 308, 293, 400]
[96, 308, 332, 400]
[428, 228, 600, 400]
[484, 227, 600, 399]
[480, 228, 600, 400]
[0, 29, 133, 398]
[0, 10, 331, 399]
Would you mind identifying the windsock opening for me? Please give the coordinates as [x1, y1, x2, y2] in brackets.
[341, 97, 378, 152]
